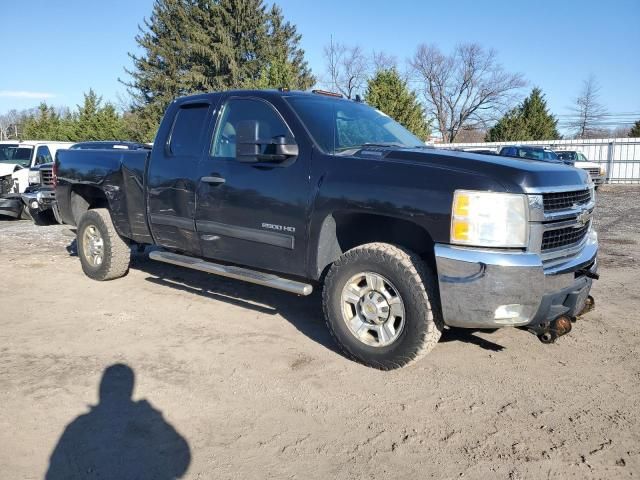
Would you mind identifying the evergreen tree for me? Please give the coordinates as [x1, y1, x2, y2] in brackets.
[520, 88, 559, 139]
[22, 103, 74, 141]
[122, 0, 202, 138]
[21, 90, 129, 142]
[122, 0, 315, 137]
[253, 5, 314, 90]
[364, 68, 430, 140]
[485, 108, 527, 142]
[630, 120, 640, 138]
[486, 88, 559, 141]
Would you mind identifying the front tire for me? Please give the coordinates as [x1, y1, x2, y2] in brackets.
[77, 208, 130, 281]
[322, 243, 442, 370]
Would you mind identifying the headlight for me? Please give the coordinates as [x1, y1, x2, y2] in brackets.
[599, 166, 606, 176]
[28, 170, 41, 185]
[451, 190, 528, 247]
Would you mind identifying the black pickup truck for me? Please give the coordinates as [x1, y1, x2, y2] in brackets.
[56, 89, 598, 369]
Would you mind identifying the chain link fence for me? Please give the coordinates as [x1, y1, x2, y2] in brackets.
[436, 138, 640, 184]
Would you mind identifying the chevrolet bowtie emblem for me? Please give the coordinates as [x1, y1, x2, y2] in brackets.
[575, 210, 591, 227]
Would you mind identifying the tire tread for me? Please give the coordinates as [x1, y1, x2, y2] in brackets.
[78, 208, 130, 281]
[322, 242, 443, 370]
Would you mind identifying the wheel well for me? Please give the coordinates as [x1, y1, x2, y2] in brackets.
[70, 185, 109, 224]
[315, 212, 436, 279]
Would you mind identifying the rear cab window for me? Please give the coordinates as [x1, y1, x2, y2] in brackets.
[168, 104, 210, 157]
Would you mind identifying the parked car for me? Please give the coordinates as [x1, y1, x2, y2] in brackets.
[0, 141, 73, 219]
[21, 141, 153, 224]
[56, 89, 598, 369]
[499, 145, 561, 162]
[555, 150, 605, 188]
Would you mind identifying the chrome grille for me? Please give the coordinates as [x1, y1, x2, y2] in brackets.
[586, 168, 599, 176]
[542, 222, 590, 251]
[543, 189, 591, 212]
[41, 168, 54, 186]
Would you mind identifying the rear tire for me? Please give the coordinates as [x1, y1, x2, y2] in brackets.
[322, 242, 442, 370]
[77, 208, 130, 281]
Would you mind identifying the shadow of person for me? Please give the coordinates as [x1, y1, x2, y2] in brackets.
[45, 364, 191, 480]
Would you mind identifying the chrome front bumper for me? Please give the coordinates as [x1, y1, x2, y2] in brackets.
[21, 189, 55, 211]
[434, 230, 598, 328]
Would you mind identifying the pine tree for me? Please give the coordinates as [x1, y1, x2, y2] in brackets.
[122, 0, 315, 138]
[253, 5, 314, 90]
[630, 120, 640, 138]
[364, 68, 431, 140]
[22, 103, 74, 141]
[74, 90, 102, 140]
[122, 0, 202, 137]
[486, 88, 559, 141]
[520, 88, 559, 139]
[485, 108, 528, 142]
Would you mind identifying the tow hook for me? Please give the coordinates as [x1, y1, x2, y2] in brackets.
[533, 315, 573, 344]
[577, 268, 599, 280]
[577, 295, 595, 317]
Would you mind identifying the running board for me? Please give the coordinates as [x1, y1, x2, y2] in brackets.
[149, 250, 313, 296]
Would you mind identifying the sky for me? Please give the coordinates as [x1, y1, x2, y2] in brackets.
[1, 0, 639, 133]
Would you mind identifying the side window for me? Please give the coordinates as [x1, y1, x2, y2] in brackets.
[211, 98, 292, 159]
[168, 104, 209, 157]
[35, 146, 52, 165]
[578, 153, 587, 161]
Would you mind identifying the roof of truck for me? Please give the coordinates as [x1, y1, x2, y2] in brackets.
[173, 89, 355, 104]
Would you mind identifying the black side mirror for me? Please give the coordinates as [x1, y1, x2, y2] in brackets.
[236, 120, 261, 163]
[235, 120, 298, 163]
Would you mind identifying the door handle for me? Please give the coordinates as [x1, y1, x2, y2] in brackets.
[201, 175, 226, 185]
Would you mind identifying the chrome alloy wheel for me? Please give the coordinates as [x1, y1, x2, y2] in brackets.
[340, 272, 406, 347]
[82, 224, 105, 267]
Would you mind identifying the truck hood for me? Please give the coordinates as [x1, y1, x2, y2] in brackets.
[0, 164, 23, 177]
[378, 148, 590, 193]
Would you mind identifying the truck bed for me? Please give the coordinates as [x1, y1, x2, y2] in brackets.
[56, 148, 153, 243]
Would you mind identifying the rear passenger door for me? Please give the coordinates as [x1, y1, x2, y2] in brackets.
[147, 102, 213, 254]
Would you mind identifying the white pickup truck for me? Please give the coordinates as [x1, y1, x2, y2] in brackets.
[555, 150, 606, 188]
[0, 141, 73, 218]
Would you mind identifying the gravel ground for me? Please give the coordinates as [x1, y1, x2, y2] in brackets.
[0, 186, 638, 479]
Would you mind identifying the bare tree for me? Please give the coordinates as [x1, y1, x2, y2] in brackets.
[323, 38, 369, 99]
[371, 51, 397, 73]
[568, 75, 608, 139]
[410, 43, 526, 143]
[0, 109, 24, 140]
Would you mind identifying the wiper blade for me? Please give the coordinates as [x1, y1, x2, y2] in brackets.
[335, 142, 405, 152]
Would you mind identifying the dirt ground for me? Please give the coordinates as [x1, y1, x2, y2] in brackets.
[1, 186, 638, 479]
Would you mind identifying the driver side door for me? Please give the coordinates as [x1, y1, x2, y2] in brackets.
[195, 96, 312, 277]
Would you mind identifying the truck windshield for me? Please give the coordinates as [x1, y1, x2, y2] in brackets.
[286, 96, 426, 154]
[0, 145, 33, 167]
[0, 144, 19, 160]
